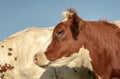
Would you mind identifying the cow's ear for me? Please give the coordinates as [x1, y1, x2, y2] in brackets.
[70, 14, 84, 40]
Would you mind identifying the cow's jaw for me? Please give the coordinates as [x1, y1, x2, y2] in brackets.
[34, 46, 93, 72]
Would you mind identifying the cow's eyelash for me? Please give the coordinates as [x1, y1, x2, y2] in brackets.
[56, 30, 64, 35]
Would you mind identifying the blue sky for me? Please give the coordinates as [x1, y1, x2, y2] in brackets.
[0, 0, 120, 41]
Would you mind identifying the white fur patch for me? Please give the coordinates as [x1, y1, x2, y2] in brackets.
[97, 75, 102, 79]
[112, 21, 120, 28]
[67, 47, 93, 71]
[61, 10, 73, 22]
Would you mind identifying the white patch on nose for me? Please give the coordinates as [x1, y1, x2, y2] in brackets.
[34, 52, 50, 67]
[61, 10, 73, 22]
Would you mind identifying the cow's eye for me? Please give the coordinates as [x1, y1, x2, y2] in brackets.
[56, 30, 64, 36]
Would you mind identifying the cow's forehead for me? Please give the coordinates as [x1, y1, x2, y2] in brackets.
[54, 23, 65, 31]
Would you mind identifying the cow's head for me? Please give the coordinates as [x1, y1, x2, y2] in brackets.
[34, 9, 85, 67]
[45, 9, 84, 61]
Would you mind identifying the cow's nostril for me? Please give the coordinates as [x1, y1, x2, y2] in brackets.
[34, 54, 37, 60]
[33, 54, 38, 64]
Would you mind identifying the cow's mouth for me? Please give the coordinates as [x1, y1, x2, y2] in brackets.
[33, 52, 78, 68]
[39, 62, 51, 68]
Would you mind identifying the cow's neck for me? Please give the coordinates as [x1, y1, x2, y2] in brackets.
[78, 22, 100, 68]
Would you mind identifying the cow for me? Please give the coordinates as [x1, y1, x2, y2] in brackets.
[34, 9, 120, 79]
[0, 27, 53, 79]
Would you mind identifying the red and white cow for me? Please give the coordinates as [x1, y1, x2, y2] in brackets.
[35, 9, 120, 79]
[0, 27, 53, 79]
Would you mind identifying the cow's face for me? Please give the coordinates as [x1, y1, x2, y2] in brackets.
[35, 9, 84, 66]
[45, 9, 85, 62]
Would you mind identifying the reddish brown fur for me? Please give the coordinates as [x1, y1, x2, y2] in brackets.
[8, 52, 12, 56]
[8, 48, 13, 51]
[45, 9, 120, 79]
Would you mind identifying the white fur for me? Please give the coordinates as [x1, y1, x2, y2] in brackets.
[66, 47, 93, 71]
[61, 10, 73, 22]
[0, 27, 53, 79]
[112, 20, 120, 28]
